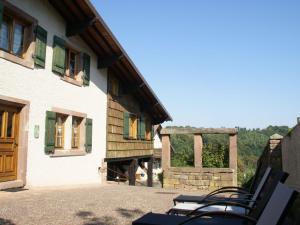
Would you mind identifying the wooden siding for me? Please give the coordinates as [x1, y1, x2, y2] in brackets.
[106, 72, 154, 159]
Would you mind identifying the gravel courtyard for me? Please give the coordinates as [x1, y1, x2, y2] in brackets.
[0, 184, 206, 225]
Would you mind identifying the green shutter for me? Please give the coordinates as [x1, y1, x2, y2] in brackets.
[45, 111, 56, 154]
[151, 125, 154, 140]
[140, 115, 146, 140]
[137, 117, 141, 139]
[0, 0, 3, 26]
[82, 53, 90, 86]
[52, 36, 66, 75]
[34, 26, 47, 68]
[123, 112, 130, 139]
[85, 118, 93, 153]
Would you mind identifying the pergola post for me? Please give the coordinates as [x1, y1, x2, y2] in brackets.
[147, 157, 154, 187]
[229, 134, 238, 185]
[194, 134, 203, 168]
[162, 134, 171, 171]
[128, 159, 138, 186]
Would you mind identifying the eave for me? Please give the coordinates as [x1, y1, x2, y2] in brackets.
[48, 0, 172, 124]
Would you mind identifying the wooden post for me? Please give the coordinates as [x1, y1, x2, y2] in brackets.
[229, 134, 238, 185]
[147, 157, 153, 187]
[128, 159, 137, 186]
[162, 134, 171, 171]
[194, 134, 203, 168]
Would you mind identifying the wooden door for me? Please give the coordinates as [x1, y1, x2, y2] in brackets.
[0, 104, 20, 182]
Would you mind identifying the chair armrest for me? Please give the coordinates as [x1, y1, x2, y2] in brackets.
[203, 189, 249, 201]
[187, 200, 252, 216]
[209, 186, 249, 196]
[179, 211, 257, 225]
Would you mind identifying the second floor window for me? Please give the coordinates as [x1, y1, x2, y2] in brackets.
[129, 115, 138, 139]
[145, 119, 152, 141]
[0, 15, 25, 57]
[52, 36, 91, 86]
[66, 48, 79, 79]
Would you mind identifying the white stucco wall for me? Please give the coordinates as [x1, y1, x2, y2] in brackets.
[154, 133, 162, 149]
[0, 0, 107, 187]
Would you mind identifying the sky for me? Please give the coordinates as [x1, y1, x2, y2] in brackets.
[92, 0, 300, 128]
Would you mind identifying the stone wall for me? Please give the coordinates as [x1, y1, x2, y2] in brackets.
[281, 124, 300, 192]
[163, 167, 235, 191]
[258, 125, 300, 192]
[258, 133, 283, 176]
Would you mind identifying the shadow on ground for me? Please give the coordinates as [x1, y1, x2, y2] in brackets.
[76, 211, 117, 225]
[0, 218, 16, 225]
[76, 208, 145, 225]
[116, 208, 144, 218]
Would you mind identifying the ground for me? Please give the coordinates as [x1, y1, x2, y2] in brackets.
[0, 183, 207, 225]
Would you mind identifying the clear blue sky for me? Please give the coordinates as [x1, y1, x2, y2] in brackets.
[92, 0, 300, 128]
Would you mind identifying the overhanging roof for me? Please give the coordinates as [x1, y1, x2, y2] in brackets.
[48, 0, 172, 124]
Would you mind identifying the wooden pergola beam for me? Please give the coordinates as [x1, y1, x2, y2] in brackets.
[161, 127, 238, 135]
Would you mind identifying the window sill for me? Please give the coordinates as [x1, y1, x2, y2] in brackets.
[0, 50, 34, 69]
[61, 76, 83, 87]
[50, 149, 87, 158]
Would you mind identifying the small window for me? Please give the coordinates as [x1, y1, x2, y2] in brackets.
[145, 119, 152, 141]
[65, 48, 80, 79]
[129, 114, 138, 139]
[72, 117, 81, 149]
[0, 15, 25, 57]
[55, 114, 66, 149]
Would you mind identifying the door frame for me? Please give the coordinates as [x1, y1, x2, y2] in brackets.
[0, 94, 29, 190]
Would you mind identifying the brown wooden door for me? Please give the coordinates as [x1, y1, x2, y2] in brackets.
[0, 105, 20, 182]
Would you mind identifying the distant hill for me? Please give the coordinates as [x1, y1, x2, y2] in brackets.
[166, 125, 290, 185]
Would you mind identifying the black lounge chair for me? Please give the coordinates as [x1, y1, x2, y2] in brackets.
[173, 164, 268, 206]
[168, 169, 288, 216]
[132, 182, 298, 225]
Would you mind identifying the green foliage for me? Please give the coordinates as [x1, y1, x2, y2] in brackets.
[171, 134, 194, 167]
[202, 134, 229, 168]
[167, 125, 290, 186]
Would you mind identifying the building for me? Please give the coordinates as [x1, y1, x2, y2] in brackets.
[0, 0, 171, 190]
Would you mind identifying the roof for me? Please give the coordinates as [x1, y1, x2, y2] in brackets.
[48, 0, 172, 124]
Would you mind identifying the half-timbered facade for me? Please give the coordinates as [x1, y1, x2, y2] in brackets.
[0, 0, 170, 189]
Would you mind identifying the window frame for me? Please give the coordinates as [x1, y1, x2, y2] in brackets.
[71, 116, 82, 149]
[65, 48, 79, 79]
[49, 108, 87, 157]
[60, 45, 84, 86]
[145, 119, 152, 141]
[129, 114, 138, 140]
[0, 1, 37, 68]
[55, 113, 66, 149]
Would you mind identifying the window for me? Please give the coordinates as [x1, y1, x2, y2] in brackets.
[45, 110, 93, 155]
[65, 48, 80, 79]
[52, 36, 91, 86]
[129, 114, 138, 139]
[0, 15, 25, 57]
[145, 119, 152, 141]
[55, 114, 65, 149]
[0, 1, 37, 68]
[110, 78, 119, 96]
[72, 117, 81, 149]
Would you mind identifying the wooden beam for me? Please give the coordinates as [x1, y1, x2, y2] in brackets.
[98, 54, 124, 69]
[128, 159, 138, 186]
[161, 128, 238, 135]
[147, 158, 153, 187]
[66, 17, 97, 37]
